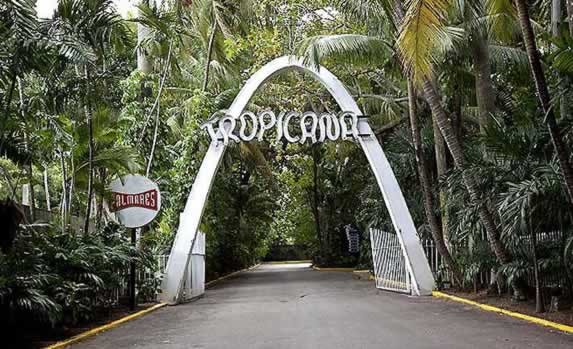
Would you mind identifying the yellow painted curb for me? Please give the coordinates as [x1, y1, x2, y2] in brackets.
[432, 291, 573, 334]
[205, 263, 261, 289]
[312, 266, 354, 272]
[264, 260, 312, 264]
[44, 303, 167, 349]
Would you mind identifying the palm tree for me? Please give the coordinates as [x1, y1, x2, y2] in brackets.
[296, 1, 464, 278]
[397, 0, 515, 266]
[1, 1, 58, 221]
[49, 0, 131, 233]
[187, 0, 253, 92]
[398, 0, 573, 210]
[407, 81, 463, 284]
[510, 0, 573, 205]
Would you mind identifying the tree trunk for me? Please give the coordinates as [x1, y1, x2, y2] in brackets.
[567, 0, 573, 36]
[311, 144, 323, 262]
[202, 20, 217, 92]
[472, 36, 496, 133]
[552, 0, 562, 35]
[423, 80, 511, 265]
[531, 230, 544, 312]
[146, 43, 172, 176]
[68, 151, 74, 230]
[43, 167, 51, 211]
[529, 204, 544, 312]
[95, 168, 106, 230]
[408, 81, 463, 284]
[3, 75, 16, 117]
[137, 0, 152, 73]
[84, 66, 94, 234]
[552, 0, 571, 121]
[433, 114, 449, 244]
[17, 77, 35, 221]
[59, 150, 67, 233]
[515, 0, 573, 205]
[394, 0, 511, 266]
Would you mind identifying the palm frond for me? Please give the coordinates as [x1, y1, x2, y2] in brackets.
[334, 0, 396, 30]
[397, 0, 463, 83]
[550, 37, 573, 73]
[488, 44, 528, 71]
[485, 0, 517, 43]
[296, 34, 391, 68]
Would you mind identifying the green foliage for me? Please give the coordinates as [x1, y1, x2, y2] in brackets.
[0, 222, 151, 328]
[4, 0, 573, 337]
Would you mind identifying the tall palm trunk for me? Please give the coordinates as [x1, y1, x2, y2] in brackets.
[423, 80, 511, 265]
[202, 20, 217, 92]
[59, 149, 68, 233]
[84, 66, 94, 234]
[68, 151, 74, 230]
[146, 43, 172, 176]
[472, 36, 495, 132]
[17, 77, 35, 220]
[514, 0, 573, 204]
[137, 0, 152, 74]
[43, 168, 51, 211]
[567, 0, 573, 36]
[552, 0, 570, 121]
[394, 0, 510, 266]
[433, 116, 449, 242]
[529, 221, 544, 312]
[311, 144, 323, 261]
[408, 81, 462, 284]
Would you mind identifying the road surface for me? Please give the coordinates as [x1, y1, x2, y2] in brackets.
[75, 262, 572, 348]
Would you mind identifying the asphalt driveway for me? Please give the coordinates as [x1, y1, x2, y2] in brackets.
[74, 262, 572, 348]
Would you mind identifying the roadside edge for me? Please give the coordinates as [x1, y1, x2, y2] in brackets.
[44, 263, 262, 348]
[312, 266, 354, 272]
[432, 291, 573, 334]
[44, 303, 167, 349]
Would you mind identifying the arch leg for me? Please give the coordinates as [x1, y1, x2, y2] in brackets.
[160, 142, 226, 304]
[358, 123, 435, 295]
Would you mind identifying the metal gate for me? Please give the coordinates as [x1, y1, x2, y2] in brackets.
[369, 228, 411, 294]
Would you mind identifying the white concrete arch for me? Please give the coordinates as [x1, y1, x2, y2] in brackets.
[160, 56, 435, 304]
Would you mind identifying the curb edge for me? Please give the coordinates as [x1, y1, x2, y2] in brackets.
[432, 291, 573, 334]
[43, 303, 167, 349]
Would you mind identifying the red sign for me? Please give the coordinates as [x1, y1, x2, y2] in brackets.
[111, 189, 158, 212]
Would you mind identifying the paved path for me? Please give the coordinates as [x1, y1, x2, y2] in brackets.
[76, 263, 572, 348]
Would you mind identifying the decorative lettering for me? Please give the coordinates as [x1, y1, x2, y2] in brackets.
[202, 110, 362, 145]
[111, 189, 159, 212]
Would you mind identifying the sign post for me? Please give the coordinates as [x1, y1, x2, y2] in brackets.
[109, 174, 161, 310]
[129, 228, 137, 310]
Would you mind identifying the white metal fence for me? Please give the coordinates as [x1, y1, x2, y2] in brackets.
[369, 228, 411, 294]
[421, 238, 449, 281]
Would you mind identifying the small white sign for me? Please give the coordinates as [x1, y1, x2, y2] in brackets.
[109, 174, 161, 228]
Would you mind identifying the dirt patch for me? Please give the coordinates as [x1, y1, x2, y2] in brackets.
[445, 290, 573, 327]
[9, 303, 158, 349]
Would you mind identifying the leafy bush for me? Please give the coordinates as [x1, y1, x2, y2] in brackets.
[0, 222, 157, 330]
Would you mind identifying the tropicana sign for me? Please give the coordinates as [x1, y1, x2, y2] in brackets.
[201, 110, 362, 145]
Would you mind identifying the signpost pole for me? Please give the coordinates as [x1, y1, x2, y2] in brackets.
[109, 174, 161, 310]
[129, 227, 137, 311]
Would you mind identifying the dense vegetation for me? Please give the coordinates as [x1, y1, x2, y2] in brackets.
[2, 0, 573, 337]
